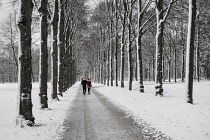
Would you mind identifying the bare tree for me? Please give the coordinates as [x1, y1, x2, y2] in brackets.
[154, 0, 175, 96]
[136, 0, 154, 92]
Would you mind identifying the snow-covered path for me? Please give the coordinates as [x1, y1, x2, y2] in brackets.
[61, 88, 145, 140]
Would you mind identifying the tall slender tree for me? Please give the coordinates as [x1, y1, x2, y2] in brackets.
[127, 0, 133, 90]
[136, 0, 154, 92]
[58, 0, 65, 96]
[38, 0, 48, 109]
[185, 0, 196, 104]
[154, 0, 175, 96]
[17, 0, 35, 126]
[114, 0, 119, 87]
[120, 0, 127, 88]
[51, 0, 59, 100]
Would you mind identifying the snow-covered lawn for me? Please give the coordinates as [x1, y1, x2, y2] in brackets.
[0, 81, 209, 140]
[93, 81, 210, 140]
[0, 82, 79, 140]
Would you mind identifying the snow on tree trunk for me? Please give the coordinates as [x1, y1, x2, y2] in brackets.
[137, 0, 144, 92]
[185, 0, 196, 104]
[38, 0, 48, 109]
[155, 0, 164, 96]
[17, 0, 35, 126]
[154, 0, 175, 95]
[58, 0, 65, 96]
[120, 7, 126, 88]
[51, 0, 59, 100]
[127, 1, 132, 91]
[196, 7, 200, 82]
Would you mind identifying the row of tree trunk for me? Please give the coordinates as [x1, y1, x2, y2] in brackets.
[87, 0, 197, 103]
[16, 0, 77, 126]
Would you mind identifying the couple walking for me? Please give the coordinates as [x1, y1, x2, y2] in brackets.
[81, 77, 92, 95]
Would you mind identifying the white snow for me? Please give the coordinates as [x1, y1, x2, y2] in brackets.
[0, 82, 79, 140]
[0, 80, 209, 140]
[93, 81, 210, 140]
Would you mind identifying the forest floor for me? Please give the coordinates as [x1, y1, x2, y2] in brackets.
[0, 80, 209, 140]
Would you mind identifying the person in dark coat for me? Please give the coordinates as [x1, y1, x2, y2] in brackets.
[86, 78, 92, 95]
[81, 78, 87, 95]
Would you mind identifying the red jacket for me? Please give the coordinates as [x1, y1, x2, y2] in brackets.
[86, 80, 92, 87]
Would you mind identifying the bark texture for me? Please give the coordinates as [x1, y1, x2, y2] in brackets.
[185, 0, 196, 104]
[51, 0, 59, 100]
[127, 0, 132, 91]
[58, 0, 65, 96]
[137, 0, 144, 92]
[120, 0, 127, 88]
[39, 0, 48, 109]
[155, 0, 164, 95]
[17, 0, 34, 126]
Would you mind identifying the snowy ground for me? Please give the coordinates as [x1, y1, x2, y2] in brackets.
[93, 81, 210, 140]
[0, 81, 209, 140]
[0, 82, 79, 140]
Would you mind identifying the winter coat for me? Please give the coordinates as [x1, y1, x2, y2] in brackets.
[81, 79, 87, 87]
[86, 80, 92, 88]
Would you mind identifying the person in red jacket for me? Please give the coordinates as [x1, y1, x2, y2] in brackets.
[86, 78, 92, 95]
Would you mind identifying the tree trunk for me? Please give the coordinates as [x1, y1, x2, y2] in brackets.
[103, 50, 107, 85]
[182, 48, 185, 82]
[168, 45, 171, 82]
[110, 19, 114, 86]
[148, 61, 151, 81]
[107, 47, 110, 86]
[115, 0, 119, 87]
[17, 0, 35, 126]
[162, 56, 165, 82]
[127, 1, 132, 91]
[155, 0, 164, 95]
[120, 6, 126, 88]
[58, 0, 65, 96]
[39, 0, 48, 109]
[196, 10, 200, 82]
[185, 0, 196, 104]
[135, 60, 138, 81]
[152, 48, 155, 81]
[174, 47, 177, 83]
[137, 0, 144, 92]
